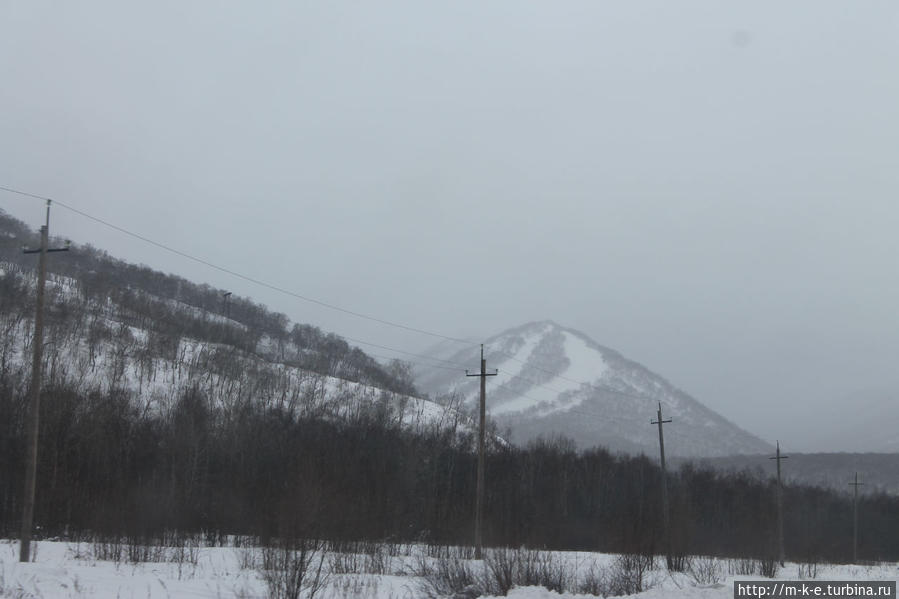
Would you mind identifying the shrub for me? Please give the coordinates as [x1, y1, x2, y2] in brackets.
[260, 537, 329, 599]
[607, 553, 653, 595]
[688, 555, 723, 585]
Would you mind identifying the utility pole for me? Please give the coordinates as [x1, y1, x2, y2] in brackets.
[465, 344, 496, 559]
[20, 200, 69, 563]
[650, 402, 673, 569]
[222, 291, 232, 319]
[220, 292, 233, 344]
[849, 472, 864, 563]
[769, 441, 789, 567]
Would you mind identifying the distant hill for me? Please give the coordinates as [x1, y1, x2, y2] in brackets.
[417, 320, 772, 457]
[675, 452, 899, 495]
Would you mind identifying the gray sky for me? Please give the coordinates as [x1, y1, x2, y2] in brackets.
[2, 1, 898, 451]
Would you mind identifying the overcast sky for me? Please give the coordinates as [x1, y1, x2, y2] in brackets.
[2, 2, 897, 451]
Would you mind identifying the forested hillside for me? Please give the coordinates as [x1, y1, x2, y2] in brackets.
[0, 209, 416, 396]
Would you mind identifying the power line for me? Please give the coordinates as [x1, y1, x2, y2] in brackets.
[271, 328, 470, 375]
[365, 351, 464, 373]
[0, 186, 50, 202]
[1, 185, 480, 379]
[1, 189, 672, 459]
[2, 185, 675, 415]
[339, 334, 471, 368]
[0, 185, 476, 345]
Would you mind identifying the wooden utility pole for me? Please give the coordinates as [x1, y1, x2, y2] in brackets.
[769, 440, 789, 567]
[20, 200, 69, 562]
[849, 472, 864, 563]
[650, 402, 673, 569]
[465, 344, 496, 559]
[222, 291, 232, 318]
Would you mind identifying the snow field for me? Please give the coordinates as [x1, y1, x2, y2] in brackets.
[0, 539, 421, 599]
[1, 539, 896, 599]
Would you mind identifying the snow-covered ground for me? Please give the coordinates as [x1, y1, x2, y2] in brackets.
[1, 539, 896, 599]
[0, 539, 420, 599]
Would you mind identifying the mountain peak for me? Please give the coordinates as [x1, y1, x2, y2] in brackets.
[418, 321, 771, 458]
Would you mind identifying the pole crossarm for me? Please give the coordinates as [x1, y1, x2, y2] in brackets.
[768, 448, 790, 463]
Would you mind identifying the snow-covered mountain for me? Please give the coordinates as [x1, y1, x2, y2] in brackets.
[417, 321, 771, 457]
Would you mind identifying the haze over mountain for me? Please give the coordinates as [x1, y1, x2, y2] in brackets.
[417, 321, 771, 458]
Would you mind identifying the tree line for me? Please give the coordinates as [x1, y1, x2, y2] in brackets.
[0, 377, 897, 563]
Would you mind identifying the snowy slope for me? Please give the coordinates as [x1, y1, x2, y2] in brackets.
[417, 321, 771, 458]
[0, 263, 472, 439]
